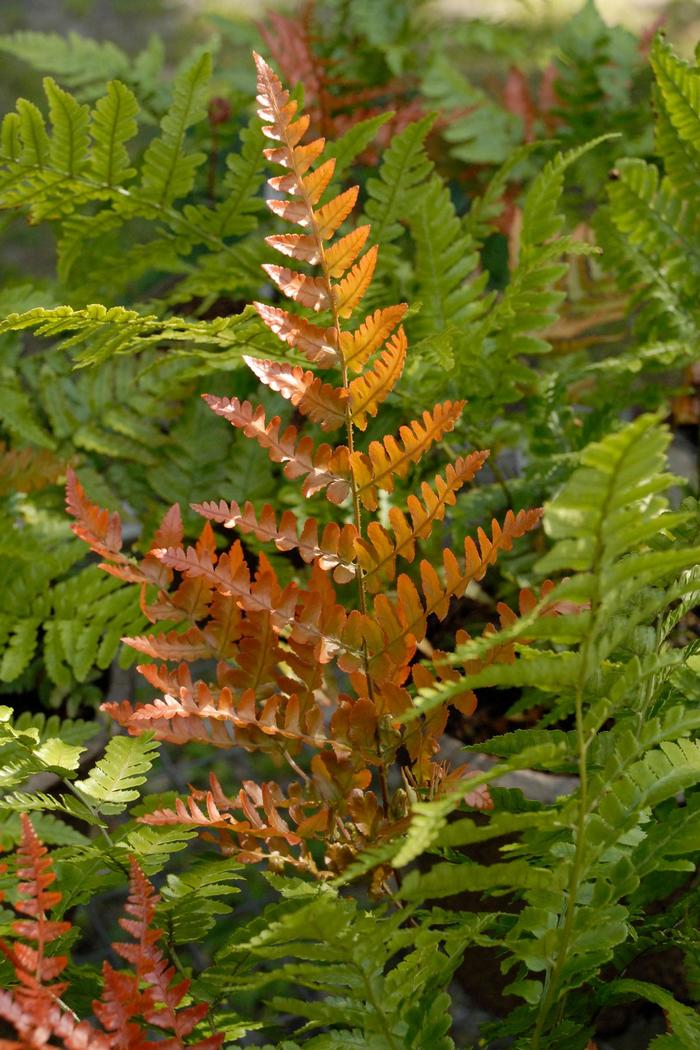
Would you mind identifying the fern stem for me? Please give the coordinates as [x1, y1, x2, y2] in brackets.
[531, 454, 613, 1048]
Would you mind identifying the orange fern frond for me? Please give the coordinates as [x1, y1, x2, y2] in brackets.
[193, 499, 357, 583]
[356, 451, 490, 591]
[202, 395, 351, 503]
[332, 242, 377, 317]
[342, 509, 543, 688]
[325, 225, 371, 278]
[243, 356, 347, 431]
[69, 51, 546, 883]
[348, 326, 407, 430]
[153, 539, 300, 629]
[141, 774, 308, 863]
[66, 467, 130, 569]
[340, 304, 408, 373]
[110, 670, 331, 754]
[122, 626, 219, 663]
[252, 303, 339, 367]
[350, 400, 466, 511]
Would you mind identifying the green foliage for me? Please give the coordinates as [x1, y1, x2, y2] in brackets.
[0, 6, 699, 1048]
[390, 415, 700, 1045]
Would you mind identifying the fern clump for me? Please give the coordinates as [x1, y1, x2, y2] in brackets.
[63, 53, 542, 881]
[0, 6, 700, 1047]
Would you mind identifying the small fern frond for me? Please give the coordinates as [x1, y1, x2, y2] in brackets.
[242, 356, 347, 431]
[90, 79, 139, 187]
[349, 400, 466, 511]
[201, 395, 351, 503]
[139, 52, 211, 207]
[72, 732, 159, 815]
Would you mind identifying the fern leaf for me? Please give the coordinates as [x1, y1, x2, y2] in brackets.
[410, 174, 489, 339]
[243, 357, 347, 431]
[348, 325, 407, 430]
[193, 500, 358, 583]
[356, 451, 489, 590]
[252, 304, 339, 368]
[140, 51, 211, 206]
[650, 37, 700, 192]
[340, 304, 408, 373]
[349, 400, 466, 511]
[362, 113, 435, 247]
[106, 679, 331, 754]
[72, 733, 159, 814]
[0, 30, 131, 95]
[43, 76, 90, 178]
[65, 468, 126, 565]
[262, 263, 330, 310]
[202, 395, 351, 503]
[90, 79, 139, 187]
[332, 243, 378, 318]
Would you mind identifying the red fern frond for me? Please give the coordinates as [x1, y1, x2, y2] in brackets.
[104, 859, 224, 1050]
[0, 990, 111, 1050]
[0, 814, 71, 1003]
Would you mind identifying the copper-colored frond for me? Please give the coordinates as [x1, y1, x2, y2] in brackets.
[202, 394, 351, 503]
[315, 185, 359, 240]
[110, 678, 330, 754]
[194, 499, 358, 583]
[243, 357, 347, 431]
[349, 325, 407, 430]
[350, 401, 466, 511]
[355, 450, 490, 591]
[265, 232, 320, 264]
[122, 626, 216, 663]
[65, 468, 124, 564]
[262, 264, 330, 311]
[253, 303, 339, 367]
[340, 304, 408, 372]
[333, 242, 378, 318]
[325, 225, 371, 278]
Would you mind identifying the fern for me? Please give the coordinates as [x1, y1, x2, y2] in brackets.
[388, 413, 700, 1046]
[200, 883, 464, 1049]
[0, 819, 226, 1047]
[64, 53, 541, 882]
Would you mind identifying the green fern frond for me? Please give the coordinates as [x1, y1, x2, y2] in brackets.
[363, 113, 435, 249]
[409, 173, 490, 339]
[73, 732, 159, 814]
[139, 51, 211, 208]
[0, 302, 277, 367]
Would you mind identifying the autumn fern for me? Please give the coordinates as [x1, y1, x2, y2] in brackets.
[0, 817, 224, 1047]
[66, 53, 542, 880]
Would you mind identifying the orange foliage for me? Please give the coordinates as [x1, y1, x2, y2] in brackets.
[0, 817, 222, 1048]
[67, 53, 547, 881]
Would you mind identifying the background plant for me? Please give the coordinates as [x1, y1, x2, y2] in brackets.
[1, 2, 700, 1047]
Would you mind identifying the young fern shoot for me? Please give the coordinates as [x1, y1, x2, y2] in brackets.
[67, 53, 542, 882]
